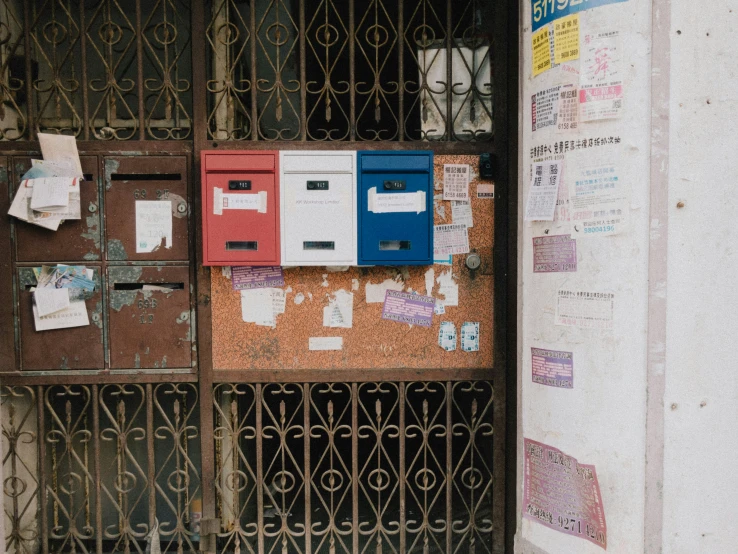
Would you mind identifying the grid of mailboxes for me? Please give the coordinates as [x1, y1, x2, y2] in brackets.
[202, 150, 435, 267]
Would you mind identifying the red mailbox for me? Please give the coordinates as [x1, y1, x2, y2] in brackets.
[201, 150, 280, 266]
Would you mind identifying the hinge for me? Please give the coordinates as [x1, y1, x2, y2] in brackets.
[199, 518, 220, 554]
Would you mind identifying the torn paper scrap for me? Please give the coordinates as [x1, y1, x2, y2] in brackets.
[435, 270, 459, 307]
[222, 267, 232, 279]
[443, 164, 470, 200]
[33, 299, 89, 331]
[367, 187, 426, 214]
[434, 301, 445, 315]
[231, 266, 284, 291]
[461, 322, 480, 352]
[136, 200, 172, 253]
[381, 290, 434, 328]
[240, 288, 278, 327]
[424, 268, 435, 297]
[309, 337, 343, 351]
[451, 200, 473, 228]
[272, 289, 286, 315]
[438, 322, 457, 351]
[30, 178, 71, 210]
[34, 288, 70, 317]
[555, 289, 614, 330]
[434, 254, 452, 265]
[323, 289, 353, 328]
[433, 224, 469, 257]
[38, 133, 84, 179]
[524, 160, 562, 221]
[365, 278, 404, 303]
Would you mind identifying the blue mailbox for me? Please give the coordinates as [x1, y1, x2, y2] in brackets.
[357, 150, 434, 265]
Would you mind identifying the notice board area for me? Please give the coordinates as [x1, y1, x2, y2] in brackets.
[210, 155, 495, 373]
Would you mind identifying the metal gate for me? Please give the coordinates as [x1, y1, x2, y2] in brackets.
[1, 1, 510, 552]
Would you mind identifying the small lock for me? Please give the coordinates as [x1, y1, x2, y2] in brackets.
[465, 253, 482, 271]
[88, 203, 97, 213]
[92, 314, 100, 322]
[179, 312, 189, 321]
[177, 202, 187, 214]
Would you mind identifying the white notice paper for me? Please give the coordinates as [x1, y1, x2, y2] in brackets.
[323, 290, 353, 328]
[241, 288, 276, 327]
[433, 224, 470, 257]
[309, 337, 343, 351]
[555, 289, 614, 330]
[568, 160, 628, 238]
[38, 133, 84, 179]
[524, 160, 563, 221]
[33, 299, 90, 331]
[34, 288, 70, 317]
[451, 200, 474, 228]
[367, 187, 426, 214]
[443, 164, 470, 200]
[30, 178, 71, 210]
[136, 201, 173, 253]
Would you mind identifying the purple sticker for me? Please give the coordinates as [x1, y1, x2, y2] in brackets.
[531, 348, 573, 389]
[231, 266, 284, 291]
[533, 235, 577, 273]
[523, 439, 607, 549]
[381, 290, 434, 327]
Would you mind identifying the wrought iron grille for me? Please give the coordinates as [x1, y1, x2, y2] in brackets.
[0, 0, 193, 141]
[213, 381, 495, 554]
[0, 0, 492, 142]
[2, 383, 202, 554]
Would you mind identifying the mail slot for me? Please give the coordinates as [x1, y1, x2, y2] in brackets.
[104, 156, 189, 261]
[280, 150, 357, 266]
[14, 155, 101, 262]
[18, 266, 104, 370]
[107, 265, 192, 369]
[357, 150, 434, 265]
[201, 150, 279, 266]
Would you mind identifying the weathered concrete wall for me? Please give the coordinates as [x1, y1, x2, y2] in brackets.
[517, 0, 738, 552]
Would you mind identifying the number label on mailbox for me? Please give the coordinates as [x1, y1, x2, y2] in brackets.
[384, 180, 406, 190]
[229, 180, 252, 190]
[307, 180, 329, 190]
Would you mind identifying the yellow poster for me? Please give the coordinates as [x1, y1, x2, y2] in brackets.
[553, 14, 580, 64]
[532, 26, 552, 77]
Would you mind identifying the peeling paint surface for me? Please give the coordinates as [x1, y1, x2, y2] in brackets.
[107, 239, 129, 261]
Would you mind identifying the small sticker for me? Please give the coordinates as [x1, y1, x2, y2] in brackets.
[532, 26, 552, 77]
[434, 301, 445, 315]
[533, 235, 577, 273]
[136, 200, 173, 253]
[433, 224, 470, 257]
[555, 289, 614, 330]
[461, 322, 480, 352]
[532, 348, 574, 388]
[231, 266, 284, 291]
[438, 322, 457, 351]
[477, 184, 495, 199]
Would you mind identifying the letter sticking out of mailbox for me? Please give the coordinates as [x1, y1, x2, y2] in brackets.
[280, 151, 358, 266]
[358, 151, 434, 266]
[201, 151, 279, 266]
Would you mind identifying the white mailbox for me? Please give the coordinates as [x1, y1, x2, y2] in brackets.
[280, 151, 358, 266]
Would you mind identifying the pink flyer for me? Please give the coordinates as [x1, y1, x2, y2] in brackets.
[231, 266, 284, 291]
[523, 439, 607, 549]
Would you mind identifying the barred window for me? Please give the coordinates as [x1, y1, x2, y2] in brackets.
[0, 0, 492, 142]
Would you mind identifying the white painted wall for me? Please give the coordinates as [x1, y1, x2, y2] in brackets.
[516, 0, 738, 553]
[661, 2, 738, 552]
[517, 0, 652, 551]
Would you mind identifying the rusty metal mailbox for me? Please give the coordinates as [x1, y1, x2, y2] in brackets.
[14, 155, 101, 262]
[18, 266, 104, 370]
[107, 265, 192, 369]
[104, 156, 189, 261]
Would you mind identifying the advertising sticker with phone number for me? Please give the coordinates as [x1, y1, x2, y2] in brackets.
[531, 0, 629, 32]
[524, 439, 607, 549]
